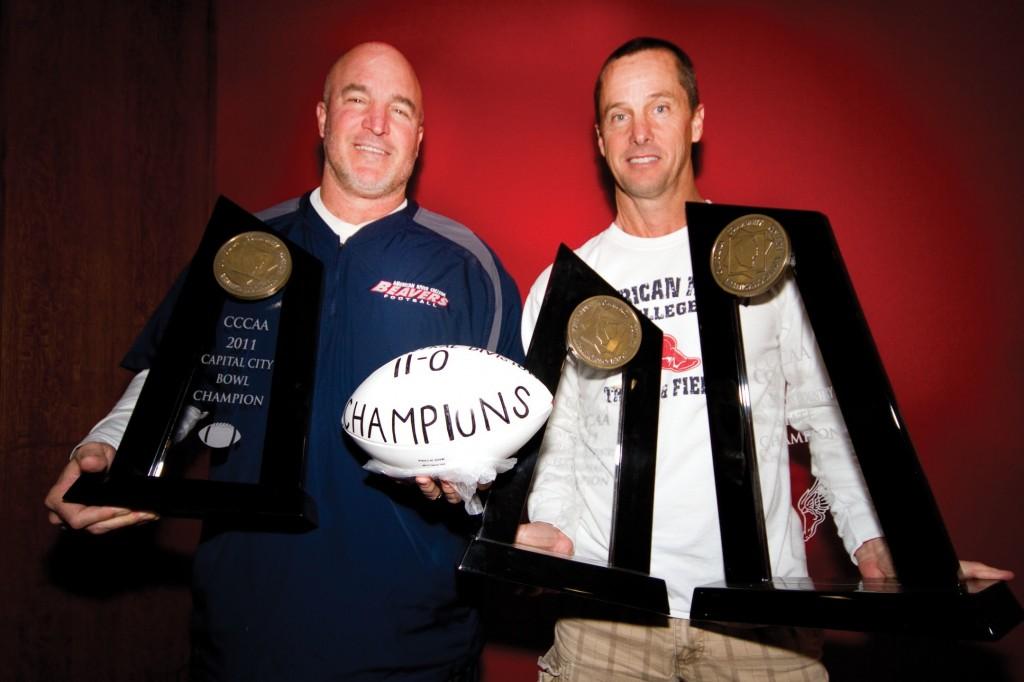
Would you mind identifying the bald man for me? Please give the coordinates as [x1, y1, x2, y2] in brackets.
[46, 43, 523, 681]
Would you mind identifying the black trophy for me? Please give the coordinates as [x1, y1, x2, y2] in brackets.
[460, 245, 670, 614]
[685, 201, 1021, 640]
[65, 196, 321, 530]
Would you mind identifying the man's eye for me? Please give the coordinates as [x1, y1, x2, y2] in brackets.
[654, 104, 669, 114]
[611, 113, 626, 123]
[392, 107, 411, 118]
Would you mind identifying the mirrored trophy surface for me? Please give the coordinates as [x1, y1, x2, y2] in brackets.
[685, 202, 1021, 640]
[65, 196, 321, 530]
[460, 245, 670, 614]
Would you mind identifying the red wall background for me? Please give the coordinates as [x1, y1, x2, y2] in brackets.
[6, 2, 1020, 680]
[215, 1, 1023, 678]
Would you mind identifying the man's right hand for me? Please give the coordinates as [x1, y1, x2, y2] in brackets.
[515, 521, 574, 556]
[44, 442, 158, 534]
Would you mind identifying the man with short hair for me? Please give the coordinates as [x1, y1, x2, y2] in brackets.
[45, 42, 522, 681]
[516, 36, 1011, 680]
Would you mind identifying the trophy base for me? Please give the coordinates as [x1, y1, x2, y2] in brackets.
[65, 472, 317, 531]
[460, 537, 670, 614]
[690, 577, 1022, 640]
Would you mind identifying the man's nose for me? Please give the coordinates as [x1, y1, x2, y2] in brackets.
[631, 117, 652, 145]
[363, 105, 389, 135]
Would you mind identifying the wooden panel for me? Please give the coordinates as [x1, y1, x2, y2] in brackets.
[1, 1, 213, 679]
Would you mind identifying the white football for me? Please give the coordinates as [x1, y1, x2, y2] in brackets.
[342, 345, 552, 472]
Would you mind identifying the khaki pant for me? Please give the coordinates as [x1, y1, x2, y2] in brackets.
[538, 617, 827, 681]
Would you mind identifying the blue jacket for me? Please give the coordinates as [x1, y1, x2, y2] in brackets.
[125, 193, 524, 680]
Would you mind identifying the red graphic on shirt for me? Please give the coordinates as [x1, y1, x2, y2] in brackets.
[662, 334, 700, 372]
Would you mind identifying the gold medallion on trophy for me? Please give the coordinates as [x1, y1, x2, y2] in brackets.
[567, 295, 642, 370]
[710, 214, 791, 298]
[213, 231, 292, 300]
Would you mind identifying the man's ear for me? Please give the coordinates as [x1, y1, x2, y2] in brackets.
[691, 103, 705, 144]
[595, 123, 606, 158]
[316, 101, 328, 139]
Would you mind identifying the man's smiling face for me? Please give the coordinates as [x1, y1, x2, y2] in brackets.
[317, 43, 424, 202]
[596, 48, 703, 203]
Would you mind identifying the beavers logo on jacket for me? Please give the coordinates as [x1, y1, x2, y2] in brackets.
[370, 280, 449, 308]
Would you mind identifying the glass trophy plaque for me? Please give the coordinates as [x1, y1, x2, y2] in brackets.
[65, 196, 321, 530]
[460, 245, 670, 613]
[685, 202, 1021, 640]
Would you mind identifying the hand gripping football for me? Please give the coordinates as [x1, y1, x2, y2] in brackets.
[343, 345, 552, 476]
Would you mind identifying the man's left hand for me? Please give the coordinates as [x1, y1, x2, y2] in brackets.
[854, 537, 1015, 581]
[415, 477, 491, 505]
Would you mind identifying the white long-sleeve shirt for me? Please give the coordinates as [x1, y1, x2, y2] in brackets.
[523, 223, 881, 618]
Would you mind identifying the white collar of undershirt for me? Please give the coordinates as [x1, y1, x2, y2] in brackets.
[605, 199, 712, 249]
[605, 222, 692, 250]
[310, 187, 407, 244]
